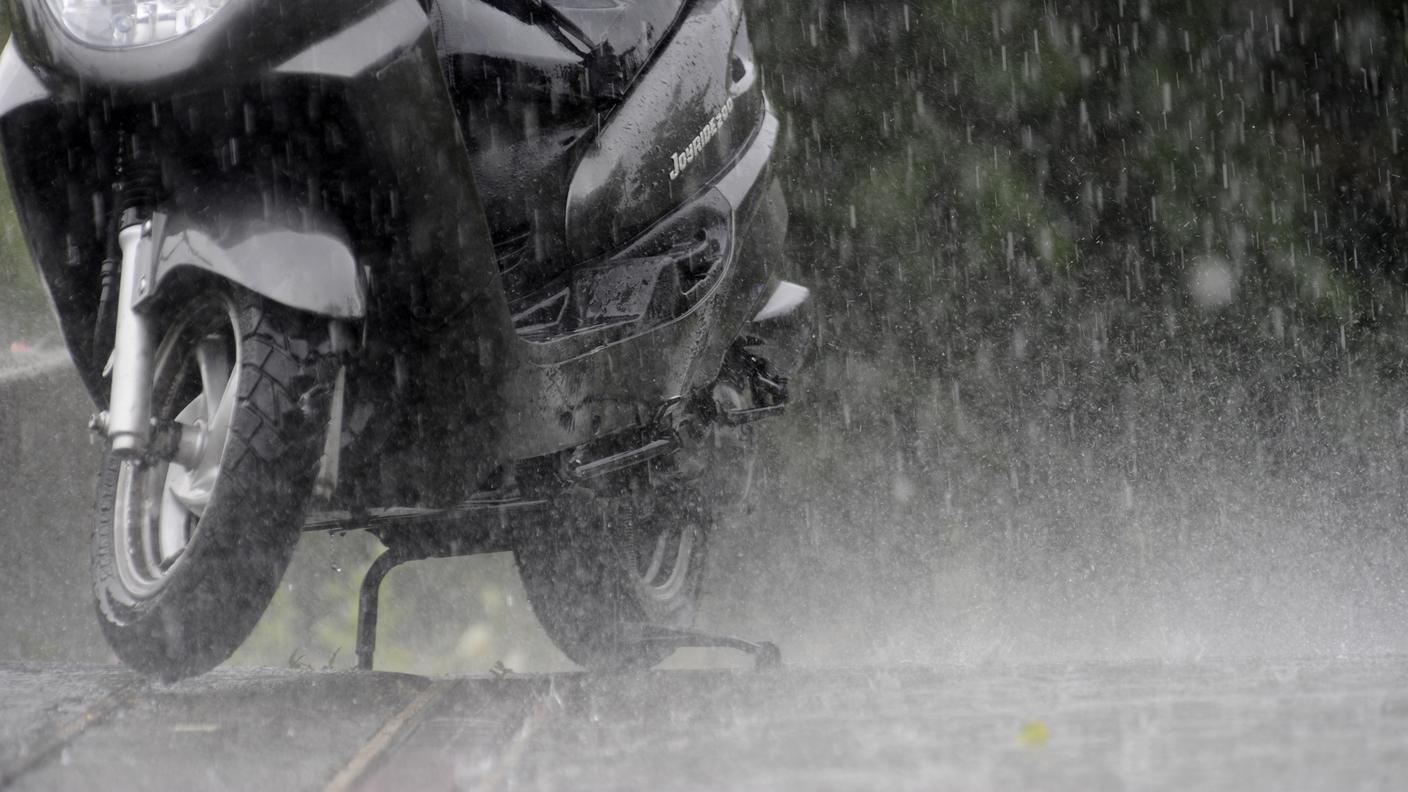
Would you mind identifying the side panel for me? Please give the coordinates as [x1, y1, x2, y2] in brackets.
[500, 106, 781, 460]
[564, 0, 762, 262]
[274, 0, 428, 79]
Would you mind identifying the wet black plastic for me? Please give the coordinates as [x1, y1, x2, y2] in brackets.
[565, 0, 763, 262]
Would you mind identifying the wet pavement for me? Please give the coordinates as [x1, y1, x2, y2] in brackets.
[0, 354, 109, 667]
[3, 656, 1407, 791]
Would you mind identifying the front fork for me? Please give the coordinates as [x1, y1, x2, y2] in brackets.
[94, 221, 157, 457]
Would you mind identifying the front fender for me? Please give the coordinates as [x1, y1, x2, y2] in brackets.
[135, 211, 366, 320]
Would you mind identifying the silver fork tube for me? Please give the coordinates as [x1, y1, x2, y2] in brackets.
[107, 222, 156, 457]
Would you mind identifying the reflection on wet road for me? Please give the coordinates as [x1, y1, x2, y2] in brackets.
[4, 657, 1406, 791]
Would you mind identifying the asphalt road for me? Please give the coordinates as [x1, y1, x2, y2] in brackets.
[3, 656, 1407, 791]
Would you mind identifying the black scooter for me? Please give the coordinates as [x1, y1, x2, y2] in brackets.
[0, 0, 810, 679]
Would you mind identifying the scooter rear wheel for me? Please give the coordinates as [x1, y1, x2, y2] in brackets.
[516, 485, 711, 671]
[91, 288, 332, 680]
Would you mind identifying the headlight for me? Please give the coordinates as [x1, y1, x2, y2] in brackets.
[43, 0, 231, 48]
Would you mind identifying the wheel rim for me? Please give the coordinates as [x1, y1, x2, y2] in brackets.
[111, 296, 241, 599]
[632, 520, 701, 603]
[711, 381, 756, 506]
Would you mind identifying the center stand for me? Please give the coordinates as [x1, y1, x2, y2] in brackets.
[306, 498, 782, 672]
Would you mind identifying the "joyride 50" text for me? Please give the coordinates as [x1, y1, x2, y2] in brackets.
[669, 97, 736, 181]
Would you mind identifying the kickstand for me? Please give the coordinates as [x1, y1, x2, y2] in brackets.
[355, 548, 412, 671]
[627, 624, 782, 670]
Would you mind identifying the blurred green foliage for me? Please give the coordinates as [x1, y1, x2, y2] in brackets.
[745, 0, 1408, 510]
[0, 8, 48, 343]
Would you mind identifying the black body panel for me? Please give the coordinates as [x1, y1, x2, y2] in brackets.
[565, 0, 759, 262]
[433, 0, 761, 306]
[499, 106, 781, 459]
[431, 0, 690, 298]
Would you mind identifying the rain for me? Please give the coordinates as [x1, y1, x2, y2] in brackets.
[4, 0, 1408, 789]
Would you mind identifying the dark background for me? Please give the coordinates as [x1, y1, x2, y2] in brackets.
[4, 0, 1408, 672]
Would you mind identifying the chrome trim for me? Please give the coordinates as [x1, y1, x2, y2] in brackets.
[753, 281, 809, 322]
[275, 1, 429, 79]
[0, 40, 52, 119]
[106, 222, 157, 456]
[714, 100, 778, 213]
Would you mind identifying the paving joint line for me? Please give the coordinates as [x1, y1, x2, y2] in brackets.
[479, 694, 550, 792]
[0, 678, 144, 788]
[321, 677, 457, 792]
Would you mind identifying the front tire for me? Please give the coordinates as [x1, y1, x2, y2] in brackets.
[92, 288, 332, 680]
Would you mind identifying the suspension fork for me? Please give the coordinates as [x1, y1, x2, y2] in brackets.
[98, 220, 157, 457]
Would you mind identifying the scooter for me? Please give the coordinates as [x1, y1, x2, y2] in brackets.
[0, 0, 811, 679]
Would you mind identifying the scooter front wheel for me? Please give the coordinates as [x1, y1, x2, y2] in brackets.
[516, 486, 711, 671]
[91, 288, 332, 680]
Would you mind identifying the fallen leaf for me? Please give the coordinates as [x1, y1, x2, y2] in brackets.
[1017, 719, 1050, 746]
